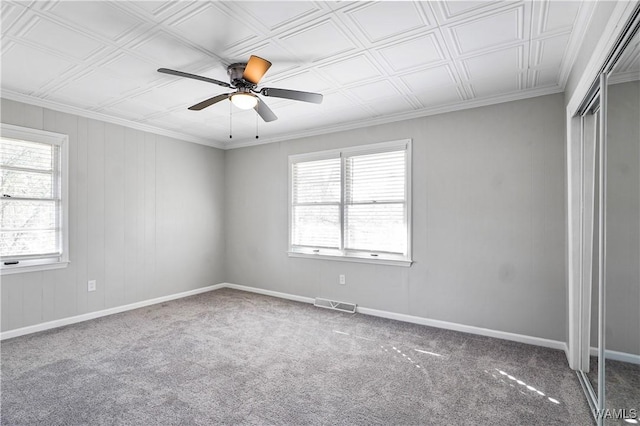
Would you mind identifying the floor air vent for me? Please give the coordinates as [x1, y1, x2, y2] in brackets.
[314, 297, 357, 314]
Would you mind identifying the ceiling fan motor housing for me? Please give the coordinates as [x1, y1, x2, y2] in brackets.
[227, 63, 252, 88]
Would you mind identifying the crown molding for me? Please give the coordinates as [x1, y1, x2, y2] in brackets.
[3, 84, 563, 151]
[226, 84, 564, 149]
[0, 90, 227, 149]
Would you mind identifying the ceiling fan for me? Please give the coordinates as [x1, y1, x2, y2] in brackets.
[158, 55, 323, 122]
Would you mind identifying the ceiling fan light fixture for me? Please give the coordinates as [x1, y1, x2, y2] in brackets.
[231, 92, 258, 110]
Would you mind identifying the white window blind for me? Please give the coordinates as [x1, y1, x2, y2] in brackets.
[344, 150, 406, 254]
[1, 124, 68, 273]
[289, 140, 411, 265]
[291, 157, 341, 249]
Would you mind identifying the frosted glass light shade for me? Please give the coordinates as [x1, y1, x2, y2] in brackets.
[231, 93, 258, 109]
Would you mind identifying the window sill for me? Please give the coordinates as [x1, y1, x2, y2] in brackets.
[1, 260, 70, 275]
[288, 251, 413, 267]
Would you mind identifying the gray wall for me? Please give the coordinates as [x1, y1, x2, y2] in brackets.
[225, 93, 567, 342]
[1, 99, 226, 332]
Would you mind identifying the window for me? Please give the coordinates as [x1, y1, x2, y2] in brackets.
[1, 124, 69, 274]
[289, 140, 412, 266]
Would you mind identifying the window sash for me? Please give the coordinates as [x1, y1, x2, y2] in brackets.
[0, 124, 67, 265]
[289, 140, 411, 261]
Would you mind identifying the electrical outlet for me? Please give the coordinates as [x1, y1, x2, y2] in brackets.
[88, 280, 96, 292]
[339, 274, 346, 285]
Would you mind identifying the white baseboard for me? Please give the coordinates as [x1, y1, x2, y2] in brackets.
[222, 283, 315, 304]
[222, 283, 568, 352]
[589, 346, 640, 365]
[0, 283, 226, 340]
[0, 281, 573, 356]
[356, 306, 568, 352]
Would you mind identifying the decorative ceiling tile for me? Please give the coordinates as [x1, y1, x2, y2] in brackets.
[279, 20, 356, 62]
[129, 30, 209, 69]
[463, 47, 522, 81]
[1, 1, 25, 32]
[399, 65, 458, 92]
[236, 1, 323, 31]
[469, 74, 521, 98]
[267, 70, 332, 94]
[534, 1, 581, 36]
[400, 65, 463, 107]
[128, 1, 178, 17]
[22, 17, 105, 60]
[318, 54, 382, 85]
[316, 91, 358, 110]
[101, 53, 159, 83]
[47, 1, 140, 41]
[368, 96, 415, 116]
[531, 34, 570, 69]
[346, 2, 430, 43]
[1, 43, 74, 93]
[171, 3, 258, 52]
[413, 85, 464, 108]
[437, 1, 503, 21]
[54, 69, 144, 107]
[349, 80, 401, 103]
[532, 68, 560, 88]
[448, 5, 525, 54]
[377, 33, 445, 72]
[101, 99, 150, 122]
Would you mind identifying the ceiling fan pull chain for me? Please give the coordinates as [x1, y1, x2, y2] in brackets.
[255, 111, 259, 139]
[229, 102, 233, 139]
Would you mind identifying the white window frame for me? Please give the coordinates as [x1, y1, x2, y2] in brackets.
[288, 139, 412, 267]
[1, 123, 69, 275]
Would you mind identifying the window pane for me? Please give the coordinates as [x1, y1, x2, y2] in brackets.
[1, 138, 53, 171]
[0, 230, 57, 257]
[293, 158, 340, 203]
[1, 199, 56, 230]
[292, 205, 340, 248]
[1, 169, 54, 198]
[346, 150, 405, 202]
[0, 127, 65, 263]
[345, 203, 406, 253]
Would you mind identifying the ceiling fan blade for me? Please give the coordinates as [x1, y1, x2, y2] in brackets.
[242, 55, 272, 85]
[158, 68, 231, 88]
[188, 94, 231, 111]
[260, 87, 323, 104]
[254, 97, 277, 122]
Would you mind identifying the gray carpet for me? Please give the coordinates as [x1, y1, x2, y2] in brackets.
[1, 288, 593, 425]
